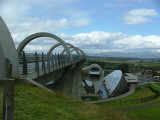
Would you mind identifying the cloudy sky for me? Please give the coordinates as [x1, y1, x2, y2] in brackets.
[0, 0, 160, 54]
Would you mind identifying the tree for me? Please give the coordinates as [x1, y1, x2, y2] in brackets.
[117, 64, 129, 74]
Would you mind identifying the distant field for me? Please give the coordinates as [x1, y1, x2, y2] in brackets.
[85, 58, 160, 70]
[105, 60, 160, 67]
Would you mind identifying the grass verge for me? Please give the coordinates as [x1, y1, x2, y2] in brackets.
[154, 82, 160, 87]
[0, 83, 130, 120]
[97, 87, 156, 109]
[125, 104, 160, 120]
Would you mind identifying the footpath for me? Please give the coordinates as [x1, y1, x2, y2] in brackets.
[151, 82, 160, 89]
[88, 85, 135, 104]
[117, 82, 160, 111]
[117, 101, 160, 111]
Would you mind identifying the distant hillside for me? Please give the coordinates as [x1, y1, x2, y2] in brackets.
[87, 52, 160, 58]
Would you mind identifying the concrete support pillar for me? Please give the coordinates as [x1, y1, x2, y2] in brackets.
[72, 62, 86, 99]
[61, 65, 77, 97]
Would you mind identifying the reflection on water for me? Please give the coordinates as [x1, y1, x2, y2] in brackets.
[83, 97, 92, 101]
[98, 84, 108, 99]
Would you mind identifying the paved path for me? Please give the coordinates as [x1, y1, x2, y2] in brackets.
[117, 82, 160, 112]
[117, 101, 160, 112]
[151, 82, 160, 88]
[88, 85, 136, 104]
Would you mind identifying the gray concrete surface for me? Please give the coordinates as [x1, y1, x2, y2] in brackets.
[0, 16, 86, 99]
[17, 32, 72, 62]
[48, 43, 81, 58]
[0, 16, 19, 79]
[82, 64, 104, 93]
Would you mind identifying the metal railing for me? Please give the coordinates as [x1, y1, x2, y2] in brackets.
[102, 86, 160, 108]
[18, 51, 86, 75]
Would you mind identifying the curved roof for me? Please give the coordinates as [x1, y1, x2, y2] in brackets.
[104, 70, 123, 96]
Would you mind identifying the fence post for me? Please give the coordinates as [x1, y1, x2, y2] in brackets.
[35, 52, 39, 77]
[42, 52, 45, 74]
[47, 54, 50, 73]
[2, 59, 15, 120]
[51, 54, 54, 71]
[63, 55, 66, 66]
[22, 51, 27, 75]
[58, 53, 60, 69]
[55, 53, 57, 70]
[60, 54, 63, 68]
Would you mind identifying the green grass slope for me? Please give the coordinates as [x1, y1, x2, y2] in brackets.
[126, 104, 160, 120]
[0, 83, 130, 120]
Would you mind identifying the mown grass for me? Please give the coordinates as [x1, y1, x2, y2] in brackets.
[125, 104, 160, 120]
[143, 83, 160, 91]
[97, 87, 156, 109]
[140, 83, 160, 103]
[0, 83, 130, 120]
[97, 83, 160, 120]
[154, 82, 160, 87]
[122, 83, 160, 120]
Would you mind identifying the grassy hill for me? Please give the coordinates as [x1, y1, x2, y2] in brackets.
[0, 83, 129, 120]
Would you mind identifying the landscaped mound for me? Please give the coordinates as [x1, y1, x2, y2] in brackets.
[0, 83, 130, 120]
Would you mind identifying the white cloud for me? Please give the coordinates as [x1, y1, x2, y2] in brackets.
[1, 0, 160, 55]
[60, 31, 160, 53]
[0, 0, 91, 52]
[0, 0, 90, 43]
[7, 29, 160, 54]
[123, 8, 158, 24]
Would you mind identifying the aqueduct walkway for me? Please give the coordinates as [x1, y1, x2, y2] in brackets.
[0, 16, 86, 99]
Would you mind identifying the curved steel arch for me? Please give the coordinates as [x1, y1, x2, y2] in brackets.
[17, 32, 72, 62]
[76, 47, 86, 57]
[61, 46, 85, 57]
[61, 46, 79, 56]
[82, 64, 104, 93]
[48, 43, 80, 58]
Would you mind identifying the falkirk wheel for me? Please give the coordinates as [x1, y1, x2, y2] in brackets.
[82, 64, 104, 93]
[0, 16, 19, 79]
